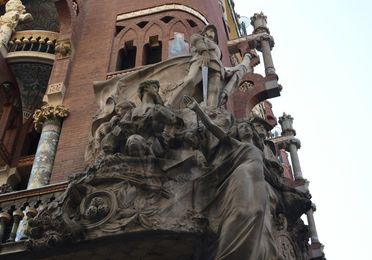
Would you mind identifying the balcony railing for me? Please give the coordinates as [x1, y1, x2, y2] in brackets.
[0, 182, 67, 253]
[5, 30, 58, 65]
[7, 30, 58, 54]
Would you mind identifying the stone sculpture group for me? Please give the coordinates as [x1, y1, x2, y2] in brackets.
[28, 25, 312, 260]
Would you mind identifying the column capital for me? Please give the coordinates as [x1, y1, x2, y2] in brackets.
[289, 138, 301, 149]
[12, 209, 24, 219]
[33, 104, 69, 132]
[282, 138, 301, 150]
[250, 12, 270, 34]
[0, 212, 11, 222]
[279, 112, 296, 136]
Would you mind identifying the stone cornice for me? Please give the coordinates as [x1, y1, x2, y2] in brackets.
[0, 181, 68, 204]
[117, 4, 208, 25]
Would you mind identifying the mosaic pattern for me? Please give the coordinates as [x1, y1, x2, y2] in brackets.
[9, 63, 52, 122]
[16, 0, 59, 32]
[27, 119, 61, 189]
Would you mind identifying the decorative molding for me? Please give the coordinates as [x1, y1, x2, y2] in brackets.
[6, 51, 55, 65]
[117, 4, 208, 25]
[55, 40, 72, 58]
[44, 82, 66, 106]
[0, 182, 68, 204]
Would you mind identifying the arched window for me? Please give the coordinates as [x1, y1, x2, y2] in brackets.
[143, 35, 162, 65]
[117, 40, 137, 70]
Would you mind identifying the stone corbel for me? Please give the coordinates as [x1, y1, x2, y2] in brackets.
[55, 39, 72, 59]
[43, 82, 66, 106]
[33, 104, 69, 132]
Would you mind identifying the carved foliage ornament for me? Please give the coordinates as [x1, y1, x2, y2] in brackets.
[33, 104, 69, 132]
[55, 40, 72, 58]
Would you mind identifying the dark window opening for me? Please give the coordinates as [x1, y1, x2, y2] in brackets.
[20, 129, 41, 157]
[117, 41, 137, 70]
[13, 165, 31, 191]
[137, 21, 149, 28]
[161, 16, 174, 23]
[187, 19, 197, 28]
[143, 36, 162, 65]
[115, 25, 125, 35]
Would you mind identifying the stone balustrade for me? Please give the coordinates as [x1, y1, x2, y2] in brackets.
[7, 30, 59, 54]
[0, 182, 67, 248]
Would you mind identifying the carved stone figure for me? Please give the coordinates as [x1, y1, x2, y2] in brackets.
[166, 25, 257, 109]
[100, 100, 135, 155]
[169, 25, 224, 108]
[183, 95, 280, 259]
[0, 0, 32, 46]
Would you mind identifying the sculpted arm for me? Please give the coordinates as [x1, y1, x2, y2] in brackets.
[183, 96, 226, 140]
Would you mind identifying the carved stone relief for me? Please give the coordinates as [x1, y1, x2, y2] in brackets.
[29, 25, 311, 259]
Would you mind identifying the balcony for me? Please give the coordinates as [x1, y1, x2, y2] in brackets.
[5, 30, 58, 65]
[3, 30, 57, 122]
[0, 182, 67, 255]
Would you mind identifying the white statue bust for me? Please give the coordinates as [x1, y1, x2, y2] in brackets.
[0, 0, 32, 47]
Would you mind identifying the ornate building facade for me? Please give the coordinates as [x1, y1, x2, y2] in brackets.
[0, 0, 325, 259]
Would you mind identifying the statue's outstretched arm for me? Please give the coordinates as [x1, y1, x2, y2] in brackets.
[183, 96, 226, 140]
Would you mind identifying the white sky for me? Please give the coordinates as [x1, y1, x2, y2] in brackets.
[233, 0, 372, 259]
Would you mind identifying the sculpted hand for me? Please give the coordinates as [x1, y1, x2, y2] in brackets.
[201, 51, 210, 67]
[182, 95, 198, 110]
[218, 92, 228, 107]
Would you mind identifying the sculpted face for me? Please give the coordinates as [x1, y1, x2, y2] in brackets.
[184, 131, 199, 148]
[205, 28, 216, 42]
[115, 101, 134, 116]
[238, 122, 253, 139]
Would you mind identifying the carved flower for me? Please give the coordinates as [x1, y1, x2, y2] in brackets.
[84, 196, 109, 221]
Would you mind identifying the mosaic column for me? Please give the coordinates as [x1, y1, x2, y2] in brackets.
[27, 104, 69, 189]
[250, 12, 276, 77]
[15, 206, 37, 241]
[7, 209, 23, 242]
[0, 211, 11, 243]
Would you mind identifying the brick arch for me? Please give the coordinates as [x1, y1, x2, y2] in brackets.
[142, 22, 164, 64]
[110, 26, 139, 72]
[168, 20, 190, 40]
[143, 22, 164, 42]
[117, 27, 139, 46]
[115, 28, 139, 71]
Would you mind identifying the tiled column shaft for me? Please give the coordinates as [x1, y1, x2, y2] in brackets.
[7, 209, 23, 242]
[0, 212, 11, 243]
[15, 206, 37, 241]
[27, 105, 69, 189]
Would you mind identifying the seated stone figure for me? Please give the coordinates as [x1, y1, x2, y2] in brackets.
[100, 100, 136, 155]
[128, 80, 183, 157]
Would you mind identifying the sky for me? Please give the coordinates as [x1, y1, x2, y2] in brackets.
[233, 0, 372, 259]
